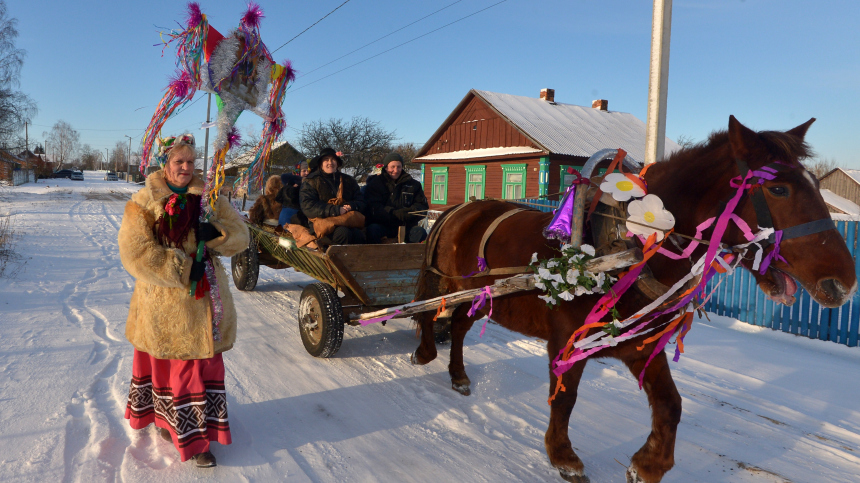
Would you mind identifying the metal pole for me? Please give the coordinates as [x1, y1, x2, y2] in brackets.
[125, 135, 132, 182]
[203, 93, 212, 179]
[644, 0, 672, 165]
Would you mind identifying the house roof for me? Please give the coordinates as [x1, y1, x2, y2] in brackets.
[820, 188, 860, 215]
[417, 146, 544, 161]
[418, 89, 680, 164]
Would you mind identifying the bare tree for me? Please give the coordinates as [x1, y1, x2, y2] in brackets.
[43, 120, 80, 169]
[298, 116, 398, 180]
[79, 144, 100, 171]
[110, 140, 129, 172]
[676, 134, 696, 150]
[0, 1, 36, 147]
[805, 157, 840, 179]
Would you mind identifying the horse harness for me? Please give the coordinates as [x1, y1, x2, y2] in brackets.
[734, 158, 836, 250]
[425, 203, 533, 279]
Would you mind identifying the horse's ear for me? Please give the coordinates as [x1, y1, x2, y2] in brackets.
[786, 118, 816, 140]
[728, 115, 758, 160]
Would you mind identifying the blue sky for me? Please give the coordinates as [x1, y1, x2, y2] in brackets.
[13, 0, 860, 167]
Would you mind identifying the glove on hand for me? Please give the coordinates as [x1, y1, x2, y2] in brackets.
[189, 259, 206, 283]
[393, 208, 411, 222]
[197, 222, 220, 242]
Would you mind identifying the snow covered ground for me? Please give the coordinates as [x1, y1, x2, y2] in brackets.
[1, 173, 859, 483]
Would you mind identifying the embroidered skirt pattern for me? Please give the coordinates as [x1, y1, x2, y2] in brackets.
[125, 349, 231, 461]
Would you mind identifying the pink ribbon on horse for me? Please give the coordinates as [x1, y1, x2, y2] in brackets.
[467, 286, 493, 337]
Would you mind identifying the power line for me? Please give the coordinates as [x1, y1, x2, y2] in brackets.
[271, 0, 353, 55]
[297, 0, 465, 79]
[288, 0, 508, 93]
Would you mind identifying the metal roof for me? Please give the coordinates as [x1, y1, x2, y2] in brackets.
[472, 90, 681, 163]
[416, 146, 543, 161]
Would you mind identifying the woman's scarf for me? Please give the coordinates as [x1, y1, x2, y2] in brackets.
[156, 193, 202, 247]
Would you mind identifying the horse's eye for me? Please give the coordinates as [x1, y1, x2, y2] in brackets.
[768, 186, 789, 197]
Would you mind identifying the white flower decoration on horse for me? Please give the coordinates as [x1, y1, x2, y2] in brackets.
[530, 244, 616, 306]
[600, 172, 646, 201]
[626, 194, 676, 241]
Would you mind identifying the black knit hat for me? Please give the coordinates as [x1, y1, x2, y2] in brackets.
[313, 147, 343, 169]
[382, 152, 404, 168]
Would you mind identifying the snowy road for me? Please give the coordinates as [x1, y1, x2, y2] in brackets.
[1, 175, 859, 482]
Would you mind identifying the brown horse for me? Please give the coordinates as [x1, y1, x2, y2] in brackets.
[411, 116, 857, 483]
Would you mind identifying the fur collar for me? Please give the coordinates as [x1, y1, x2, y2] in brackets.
[146, 169, 205, 201]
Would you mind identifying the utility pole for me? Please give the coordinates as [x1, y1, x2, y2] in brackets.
[24, 122, 28, 154]
[108, 148, 112, 173]
[644, 0, 673, 165]
[203, 92, 212, 180]
[125, 135, 133, 183]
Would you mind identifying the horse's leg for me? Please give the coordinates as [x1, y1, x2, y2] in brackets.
[448, 306, 476, 395]
[545, 357, 589, 483]
[411, 310, 438, 365]
[623, 352, 682, 483]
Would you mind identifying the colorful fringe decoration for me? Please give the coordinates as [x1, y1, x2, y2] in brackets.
[140, 70, 198, 175]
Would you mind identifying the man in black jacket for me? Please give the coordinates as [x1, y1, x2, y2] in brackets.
[299, 148, 366, 245]
[364, 153, 428, 244]
[276, 160, 307, 227]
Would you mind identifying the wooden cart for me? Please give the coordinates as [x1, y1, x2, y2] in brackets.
[231, 223, 425, 358]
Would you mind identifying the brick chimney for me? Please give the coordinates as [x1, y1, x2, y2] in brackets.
[540, 88, 555, 103]
[592, 99, 608, 111]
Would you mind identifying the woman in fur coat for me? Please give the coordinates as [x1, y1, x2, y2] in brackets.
[118, 134, 249, 468]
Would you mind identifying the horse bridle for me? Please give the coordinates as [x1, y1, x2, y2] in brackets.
[734, 158, 836, 250]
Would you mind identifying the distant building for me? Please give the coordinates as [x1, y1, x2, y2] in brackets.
[819, 188, 860, 216]
[414, 88, 680, 211]
[819, 168, 860, 207]
[0, 150, 34, 185]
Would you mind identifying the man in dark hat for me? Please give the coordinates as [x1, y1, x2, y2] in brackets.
[364, 152, 428, 244]
[299, 148, 366, 245]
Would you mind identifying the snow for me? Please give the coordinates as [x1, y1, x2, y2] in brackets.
[2, 173, 860, 482]
[820, 188, 860, 216]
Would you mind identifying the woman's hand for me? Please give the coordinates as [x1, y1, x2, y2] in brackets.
[340, 205, 352, 215]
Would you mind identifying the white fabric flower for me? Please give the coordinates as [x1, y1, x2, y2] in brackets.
[627, 194, 675, 241]
[606, 335, 618, 347]
[575, 285, 591, 296]
[548, 272, 565, 284]
[565, 268, 580, 284]
[535, 281, 546, 291]
[551, 281, 559, 289]
[580, 244, 596, 257]
[538, 294, 556, 305]
[600, 173, 646, 202]
[547, 260, 559, 269]
[538, 267, 552, 280]
[558, 290, 575, 301]
[569, 254, 584, 264]
[560, 243, 572, 252]
[530, 252, 539, 264]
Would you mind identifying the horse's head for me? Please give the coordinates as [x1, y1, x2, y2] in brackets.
[727, 116, 856, 307]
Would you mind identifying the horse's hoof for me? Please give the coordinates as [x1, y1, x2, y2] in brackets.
[452, 382, 471, 396]
[626, 467, 644, 483]
[558, 467, 589, 482]
[411, 351, 422, 365]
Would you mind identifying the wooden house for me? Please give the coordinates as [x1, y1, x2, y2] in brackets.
[414, 89, 680, 210]
[819, 168, 860, 206]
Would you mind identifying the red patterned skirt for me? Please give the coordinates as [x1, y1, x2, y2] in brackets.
[125, 349, 232, 461]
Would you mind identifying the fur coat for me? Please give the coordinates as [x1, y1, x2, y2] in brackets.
[118, 170, 250, 360]
[248, 175, 283, 225]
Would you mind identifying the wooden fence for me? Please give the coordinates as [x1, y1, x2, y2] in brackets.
[515, 199, 860, 348]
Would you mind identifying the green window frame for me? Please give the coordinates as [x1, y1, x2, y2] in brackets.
[464, 165, 486, 200]
[431, 167, 448, 205]
[559, 165, 608, 193]
[501, 163, 527, 200]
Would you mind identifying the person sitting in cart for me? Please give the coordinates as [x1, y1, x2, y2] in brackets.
[276, 160, 308, 227]
[299, 148, 366, 245]
[364, 152, 428, 244]
[248, 175, 283, 228]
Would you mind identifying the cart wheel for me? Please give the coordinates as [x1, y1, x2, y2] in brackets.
[231, 237, 259, 291]
[298, 283, 345, 358]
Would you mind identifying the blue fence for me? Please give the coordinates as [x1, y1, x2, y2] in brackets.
[516, 197, 860, 348]
[704, 220, 860, 348]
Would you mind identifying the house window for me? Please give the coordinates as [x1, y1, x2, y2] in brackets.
[431, 167, 448, 204]
[501, 163, 527, 200]
[464, 165, 486, 200]
[560, 165, 608, 193]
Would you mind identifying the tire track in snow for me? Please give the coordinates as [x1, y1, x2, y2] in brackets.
[59, 195, 132, 481]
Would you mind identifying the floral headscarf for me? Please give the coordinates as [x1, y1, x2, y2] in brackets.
[154, 133, 196, 168]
